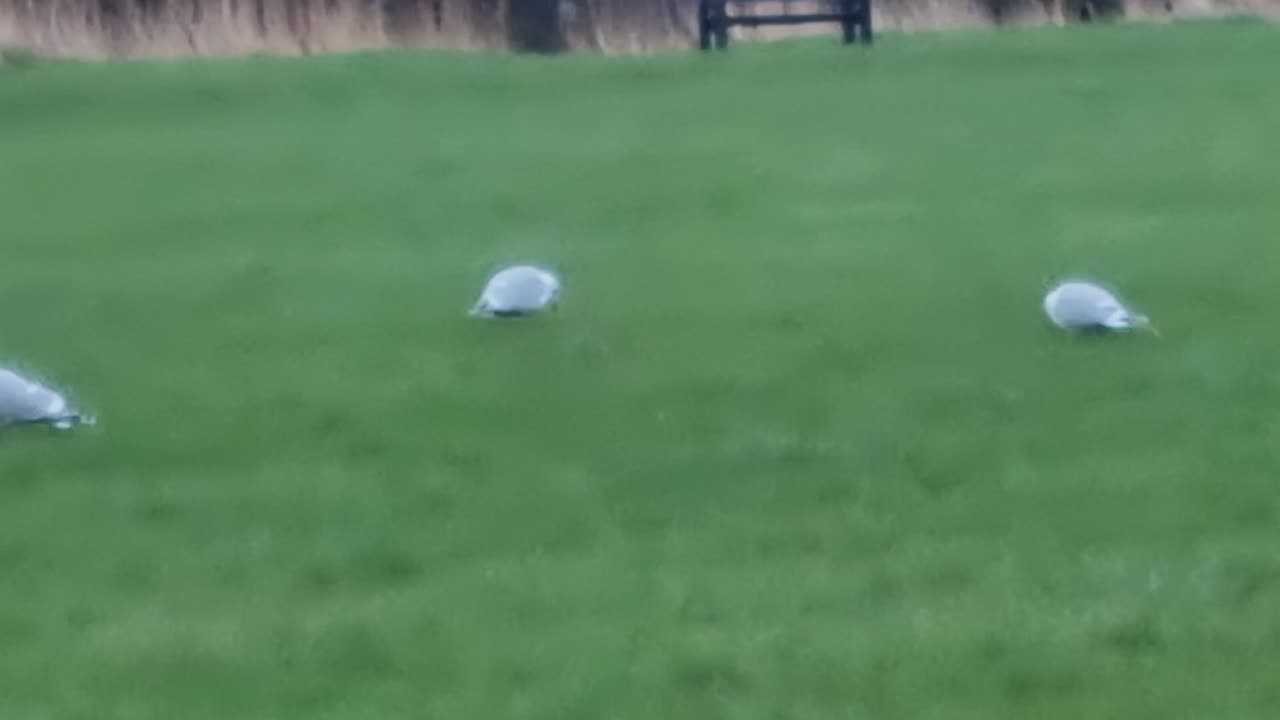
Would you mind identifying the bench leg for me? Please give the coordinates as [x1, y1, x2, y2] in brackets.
[698, 0, 712, 50]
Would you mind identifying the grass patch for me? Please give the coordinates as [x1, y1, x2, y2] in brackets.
[3, 20, 1280, 719]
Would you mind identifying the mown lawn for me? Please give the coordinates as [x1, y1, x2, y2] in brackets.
[2, 19, 1280, 719]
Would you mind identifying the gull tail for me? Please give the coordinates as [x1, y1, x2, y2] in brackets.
[10, 411, 95, 431]
[48, 409, 96, 430]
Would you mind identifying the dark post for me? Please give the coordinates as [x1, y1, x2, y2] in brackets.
[698, 0, 712, 50]
[840, 0, 856, 43]
[698, 0, 731, 51]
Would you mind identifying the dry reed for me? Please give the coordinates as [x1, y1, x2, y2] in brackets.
[0, 0, 1275, 60]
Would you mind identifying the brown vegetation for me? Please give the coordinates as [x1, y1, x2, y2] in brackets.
[0, 0, 1275, 59]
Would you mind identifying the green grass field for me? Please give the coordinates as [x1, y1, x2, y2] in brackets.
[3, 19, 1280, 718]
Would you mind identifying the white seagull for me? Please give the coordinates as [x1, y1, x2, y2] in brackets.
[1043, 279, 1157, 335]
[0, 367, 94, 430]
[470, 265, 561, 318]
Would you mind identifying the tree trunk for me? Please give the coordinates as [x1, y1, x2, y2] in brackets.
[507, 0, 564, 52]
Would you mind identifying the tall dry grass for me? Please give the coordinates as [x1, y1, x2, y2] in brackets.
[0, 0, 381, 57]
[0, 0, 504, 57]
[0, 0, 1276, 59]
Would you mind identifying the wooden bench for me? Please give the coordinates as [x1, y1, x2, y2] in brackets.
[698, 0, 873, 50]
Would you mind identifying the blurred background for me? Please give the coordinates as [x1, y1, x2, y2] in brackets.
[3, 0, 1277, 59]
